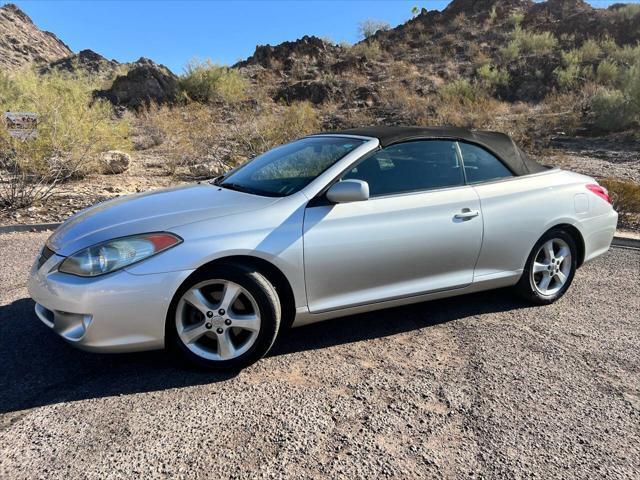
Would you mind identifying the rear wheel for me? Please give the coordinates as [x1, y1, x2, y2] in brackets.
[515, 229, 577, 305]
[167, 264, 281, 370]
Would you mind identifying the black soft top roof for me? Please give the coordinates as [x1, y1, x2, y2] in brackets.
[313, 126, 546, 176]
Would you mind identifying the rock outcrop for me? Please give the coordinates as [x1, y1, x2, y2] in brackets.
[94, 58, 178, 108]
[235, 35, 340, 71]
[41, 49, 121, 77]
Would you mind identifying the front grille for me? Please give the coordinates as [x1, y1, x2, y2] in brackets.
[37, 245, 55, 269]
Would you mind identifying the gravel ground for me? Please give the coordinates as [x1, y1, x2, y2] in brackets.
[0, 232, 639, 479]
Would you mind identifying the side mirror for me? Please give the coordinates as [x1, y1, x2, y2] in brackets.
[326, 180, 370, 203]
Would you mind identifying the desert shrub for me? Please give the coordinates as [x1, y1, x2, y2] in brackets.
[512, 26, 557, 55]
[439, 79, 482, 103]
[429, 93, 513, 134]
[598, 36, 619, 57]
[612, 4, 640, 22]
[381, 83, 429, 123]
[587, 57, 640, 131]
[596, 60, 619, 86]
[233, 102, 320, 157]
[590, 88, 637, 131]
[555, 51, 583, 90]
[452, 13, 467, 28]
[600, 178, 640, 227]
[0, 69, 129, 208]
[179, 59, 248, 104]
[499, 40, 520, 62]
[358, 19, 390, 39]
[140, 103, 226, 175]
[476, 64, 510, 92]
[578, 39, 602, 62]
[388, 60, 419, 80]
[610, 43, 640, 66]
[507, 12, 524, 28]
[619, 62, 640, 98]
[350, 40, 384, 61]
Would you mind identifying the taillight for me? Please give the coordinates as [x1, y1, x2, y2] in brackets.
[586, 184, 611, 204]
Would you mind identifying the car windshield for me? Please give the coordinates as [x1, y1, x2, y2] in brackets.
[217, 136, 367, 197]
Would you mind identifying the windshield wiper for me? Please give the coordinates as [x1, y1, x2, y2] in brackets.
[220, 182, 263, 195]
[219, 182, 285, 198]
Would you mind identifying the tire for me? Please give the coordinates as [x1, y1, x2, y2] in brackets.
[515, 228, 578, 305]
[167, 263, 281, 370]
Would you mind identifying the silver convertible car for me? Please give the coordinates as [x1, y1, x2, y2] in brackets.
[28, 127, 618, 369]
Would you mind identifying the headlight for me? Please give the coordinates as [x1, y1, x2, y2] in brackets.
[58, 233, 182, 277]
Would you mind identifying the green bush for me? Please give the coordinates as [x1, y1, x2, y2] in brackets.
[439, 79, 481, 103]
[555, 64, 582, 90]
[507, 12, 524, 27]
[351, 40, 384, 61]
[512, 26, 557, 55]
[0, 69, 129, 176]
[179, 59, 248, 104]
[499, 40, 520, 62]
[555, 50, 578, 88]
[610, 43, 640, 66]
[596, 60, 619, 86]
[598, 36, 620, 57]
[476, 64, 510, 91]
[590, 88, 636, 131]
[578, 39, 602, 62]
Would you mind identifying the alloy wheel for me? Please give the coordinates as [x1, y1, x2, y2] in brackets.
[175, 279, 261, 361]
[531, 238, 572, 296]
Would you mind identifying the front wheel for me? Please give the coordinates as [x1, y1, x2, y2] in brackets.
[515, 229, 578, 305]
[167, 264, 281, 370]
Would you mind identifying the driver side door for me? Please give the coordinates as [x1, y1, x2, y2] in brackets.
[303, 140, 483, 313]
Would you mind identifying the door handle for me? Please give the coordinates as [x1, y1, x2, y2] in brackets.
[454, 209, 479, 220]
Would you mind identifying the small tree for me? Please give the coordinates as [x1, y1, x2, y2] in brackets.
[358, 19, 390, 39]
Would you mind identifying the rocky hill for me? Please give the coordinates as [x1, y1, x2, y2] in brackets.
[3, 0, 639, 112]
[0, 3, 71, 70]
[237, 0, 640, 108]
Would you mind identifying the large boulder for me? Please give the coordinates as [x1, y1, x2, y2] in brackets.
[94, 58, 178, 109]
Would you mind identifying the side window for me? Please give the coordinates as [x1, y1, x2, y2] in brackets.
[459, 142, 513, 184]
[343, 140, 464, 197]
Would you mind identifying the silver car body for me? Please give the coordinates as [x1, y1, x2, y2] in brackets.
[28, 134, 618, 352]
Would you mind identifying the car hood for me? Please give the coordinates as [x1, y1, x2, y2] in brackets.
[47, 183, 279, 255]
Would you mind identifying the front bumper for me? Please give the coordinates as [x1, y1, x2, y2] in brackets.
[27, 252, 193, 353]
